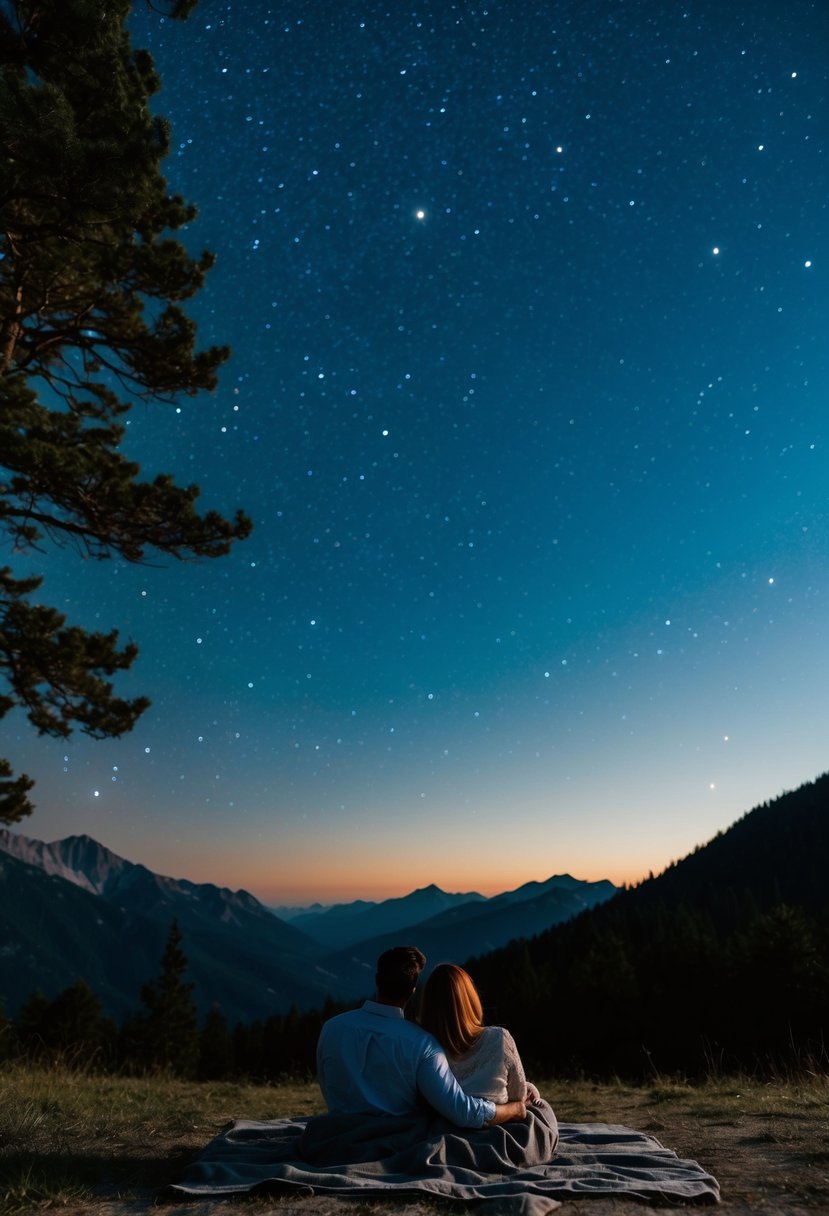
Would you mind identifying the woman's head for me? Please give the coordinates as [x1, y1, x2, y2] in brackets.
[419, 963, 485, 1057]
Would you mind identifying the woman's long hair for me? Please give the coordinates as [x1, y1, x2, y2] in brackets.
[419, 963, 485, 1057]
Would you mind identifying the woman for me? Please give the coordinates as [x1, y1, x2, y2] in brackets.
[419, 963, 542, 1106]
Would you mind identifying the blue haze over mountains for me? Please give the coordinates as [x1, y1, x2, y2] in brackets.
[0, 831, 615, 1022]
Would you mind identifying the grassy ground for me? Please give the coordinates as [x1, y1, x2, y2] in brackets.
[0, 1065, 828, 1214]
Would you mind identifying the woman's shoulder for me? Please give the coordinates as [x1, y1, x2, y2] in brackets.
[477, 1025, 517, 1053]
[488, 1025, 521, 1056]
[452, 1024, 501, 1061]
[485, 1025, 513, 1043]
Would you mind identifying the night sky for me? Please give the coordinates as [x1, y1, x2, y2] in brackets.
[8, 0, 829, 903]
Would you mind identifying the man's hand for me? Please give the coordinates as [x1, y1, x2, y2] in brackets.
[485, 1099, 527, 1126]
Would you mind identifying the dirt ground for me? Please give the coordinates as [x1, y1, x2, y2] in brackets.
[48, 1078, 829, 1216]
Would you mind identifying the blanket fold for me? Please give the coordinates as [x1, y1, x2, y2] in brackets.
[298, 1101, 559, 1171]
[166, 1110, 720, 1205]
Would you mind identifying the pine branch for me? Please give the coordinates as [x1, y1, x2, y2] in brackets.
[0, 0, 252, 822]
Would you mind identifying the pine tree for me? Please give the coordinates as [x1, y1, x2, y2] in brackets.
[0, 0, 252, 822]
[10, 979, 117, 1066]
[138, 920, 199, 1076]
[48, 979, 117, 1066]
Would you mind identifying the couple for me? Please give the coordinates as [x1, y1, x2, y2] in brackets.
[303, 945, 558, 1168]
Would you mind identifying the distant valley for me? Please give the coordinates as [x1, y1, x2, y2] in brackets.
[0, 829, 617, 1022]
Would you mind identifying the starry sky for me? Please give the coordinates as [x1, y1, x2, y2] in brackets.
[7, 0, 829, 904]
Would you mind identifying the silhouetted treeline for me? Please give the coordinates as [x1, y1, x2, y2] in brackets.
[467, 775, 829, 1078]
[0, 920, 348, 1080]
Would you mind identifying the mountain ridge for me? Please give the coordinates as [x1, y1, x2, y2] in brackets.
[289, 881, 487, 949]
[0, 827, 618, 1020]
[0, 830, 333, 1021]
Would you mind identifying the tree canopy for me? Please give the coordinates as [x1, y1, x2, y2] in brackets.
[134, 919, 199, 1076]
[0, 0, 252, 821]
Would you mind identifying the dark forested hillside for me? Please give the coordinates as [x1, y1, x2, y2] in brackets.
[468, 775, 829, 1079]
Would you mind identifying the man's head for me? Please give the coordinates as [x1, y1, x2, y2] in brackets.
[375, 945, 426, 1005]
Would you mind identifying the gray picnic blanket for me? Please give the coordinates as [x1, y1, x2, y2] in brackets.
[166, 1101, 720, 1206]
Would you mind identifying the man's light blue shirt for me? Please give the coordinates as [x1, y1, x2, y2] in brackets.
[317, 999, 496, 1128]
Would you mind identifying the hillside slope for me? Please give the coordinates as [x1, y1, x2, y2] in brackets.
[469, 774, 829, 1077]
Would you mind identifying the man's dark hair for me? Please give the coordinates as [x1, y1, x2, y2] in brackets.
[375, 945, 426, 1003]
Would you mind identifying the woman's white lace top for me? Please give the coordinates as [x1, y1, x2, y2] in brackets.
[448, 1025, 526, 1102]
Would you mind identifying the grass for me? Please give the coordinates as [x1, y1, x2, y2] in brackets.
[0, 1064, 828, 1214]
[0, 1064, 326, 1214]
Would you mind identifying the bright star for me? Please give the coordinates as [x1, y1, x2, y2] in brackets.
[415, 209, 426, 220]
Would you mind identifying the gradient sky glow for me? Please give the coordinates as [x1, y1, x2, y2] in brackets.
[5, 0, 829, 903]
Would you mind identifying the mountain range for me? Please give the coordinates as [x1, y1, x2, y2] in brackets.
[4, 773, 825, 1076]
[283, 884, 487, 950]
[0, 832, 333, 1024]
[0, 828, 617, 1022]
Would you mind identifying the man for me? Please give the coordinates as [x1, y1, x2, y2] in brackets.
[316, 945, 526, 1129]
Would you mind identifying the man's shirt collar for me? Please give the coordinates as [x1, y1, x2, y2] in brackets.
[362, 999, 405, 1019]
